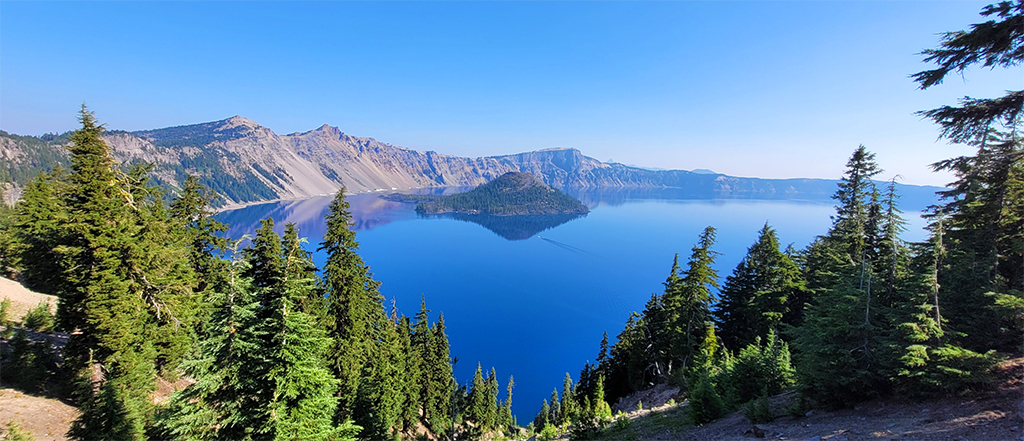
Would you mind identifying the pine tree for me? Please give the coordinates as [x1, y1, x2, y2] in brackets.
[55, 107, 196, 441]
[467, 363, 488, 430]
[791, 146, 894, 408]
[244, 220, 355, 441]
[831, 146, 883, 263]
[499, 376, 515, 432]
[640, 255, 679, 379]
[592, 374, 612, 420]
[12, 167, 69, 296]
[715, 223, 806, 351]
[395, 315, 421, 434]
[427, 313, 455, 433]
[484, 367, 500, 430]
[597, 331, 609, 370]
[893, 230, 997, 397]
[548, 389, 561, 427]
[559, 372, 577, 425]
[534, 399, 550, 431]
[912, 0, 1023, 353]
[169, 175, 228, 300]
[665, 226, 719, 376]
[159, 241, 261, 441]
[318, 188, 398, 435]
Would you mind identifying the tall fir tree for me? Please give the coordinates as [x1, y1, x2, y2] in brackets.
[50, 107, 197, 441]
[317, 188, 400, 436]
[792, 146, 893, 408]
[715, 223, 806, 351]
[912, 0, 1023, 353]
[159, 241, 261, 441]
[665, 226, 720, 376]
[244, 220, 354, 441]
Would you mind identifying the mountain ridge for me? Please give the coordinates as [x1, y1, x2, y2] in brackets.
[1, 116, 942, 208]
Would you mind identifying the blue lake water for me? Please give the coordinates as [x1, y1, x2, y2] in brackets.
[215, 188, 934, 421]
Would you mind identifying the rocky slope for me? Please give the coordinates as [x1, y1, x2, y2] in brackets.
[1, 116, 924, 207]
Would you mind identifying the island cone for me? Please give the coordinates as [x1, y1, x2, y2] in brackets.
[415, 172, 589, 215]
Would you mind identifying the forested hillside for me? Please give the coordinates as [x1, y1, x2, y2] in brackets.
[409, 172, 589, 215]
[0, 107, 521, 441]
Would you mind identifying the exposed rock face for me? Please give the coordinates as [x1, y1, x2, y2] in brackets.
[3, 116, 846, 206]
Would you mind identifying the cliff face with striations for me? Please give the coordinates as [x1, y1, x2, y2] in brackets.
[3, 116, 869, 207]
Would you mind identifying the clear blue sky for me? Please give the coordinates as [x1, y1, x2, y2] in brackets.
[2, 1, 1019, 186]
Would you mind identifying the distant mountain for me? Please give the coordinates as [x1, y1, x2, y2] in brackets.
[409, 172, 589, 215]
[0, 116, 944, 208]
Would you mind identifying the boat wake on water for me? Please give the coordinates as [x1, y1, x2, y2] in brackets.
[537, 236, 601, 257]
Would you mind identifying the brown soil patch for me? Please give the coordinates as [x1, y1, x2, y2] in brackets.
[604, 358, 1024, 441]
[0, 277, 57, 323]
[0, 387, 77, 441]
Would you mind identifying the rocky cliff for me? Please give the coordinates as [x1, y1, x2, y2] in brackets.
[2, 116, 882, 207]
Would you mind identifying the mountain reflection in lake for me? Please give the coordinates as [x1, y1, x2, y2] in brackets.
[427, 212, 587, 241]
[214, 186, 938, 421]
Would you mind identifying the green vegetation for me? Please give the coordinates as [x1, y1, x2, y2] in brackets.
[411, 172, 589, 215]
[1, 107, 516, 441]
[1, 421, 36, 441]
[529, 2, 1021, 437]
[22, 302, 53, 332]
[0, 3, 1018, 440]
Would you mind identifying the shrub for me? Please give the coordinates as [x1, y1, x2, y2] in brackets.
[0, 299, 11, 338]
[743, 394, 773, 423]
[1, 331, 53, 393]
[687, 370, 726, 425]
[719, 331, 794, 407]
[22, 302, 53, 332]
[614, 415, 631, 430]
[2, 420, 37, 441]
[538, 424, 559, 441]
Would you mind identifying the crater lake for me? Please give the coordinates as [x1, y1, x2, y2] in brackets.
[215, 187, 936, 420]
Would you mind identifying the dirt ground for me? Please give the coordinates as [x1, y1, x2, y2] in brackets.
[0, 276, 57, 323]
[613, 358, 1024, 441]
[0, 388, 78, 441]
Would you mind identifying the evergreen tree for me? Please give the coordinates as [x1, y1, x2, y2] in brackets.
[559, 373, 577, 425]
[790, 146, 897, 408]
[893, 231, 997, 397]
[12, 168, 69, 296]
[597, 331, 609, 370]
[159, 241, 262, 441]
[52, 107, 197, 441]
[715, 223, 806, 351]
[534, 400, 550, 431]
[427, 313, 455, 433]
[830, 146, 883, 263]
[912, 0, 1023, 353]
[168, 175, 228, 302]
[484, 368, 500, 430]
[591, 374, 612, 421]
[548, 389, 561, 427]
[467, 363, 488, 430]
[395, 316, 420, 434]
[318, 189, 398, 434]
[244, 220, 354, 441]
[640, 255, 678, 380]
[665, 226, 719, 376]
[499, 376, 515, 432]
